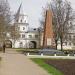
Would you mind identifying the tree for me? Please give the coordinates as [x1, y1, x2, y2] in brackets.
[0, 0, 10, 43]
[10, 23, 20, 47]
[50, 0, 74, 50]
[40, 0, 74, 50]
[9, 4, 22, 47]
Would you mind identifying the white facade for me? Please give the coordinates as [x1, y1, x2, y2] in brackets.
[11, 14, 40, 48]
[7, 5, 75, 49]
[6, 5, 40, 49]
[57, 25, 75, 50]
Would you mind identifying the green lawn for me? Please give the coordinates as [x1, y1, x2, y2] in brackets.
[14, 48, 39, 51]
[31, 58, 63, 75]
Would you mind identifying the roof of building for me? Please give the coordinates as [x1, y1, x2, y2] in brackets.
[28, 28, 39, 33]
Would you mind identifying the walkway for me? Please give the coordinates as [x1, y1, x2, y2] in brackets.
[0, 49, 49, 75]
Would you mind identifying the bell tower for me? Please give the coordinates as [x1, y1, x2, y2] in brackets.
[14, 3, 29, 33]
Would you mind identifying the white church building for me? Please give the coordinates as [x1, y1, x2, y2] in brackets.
[5, 4, 75, 50]
[6, 4, 40, 48]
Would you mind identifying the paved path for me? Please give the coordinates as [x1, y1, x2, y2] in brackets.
[0, 49, 50, 75]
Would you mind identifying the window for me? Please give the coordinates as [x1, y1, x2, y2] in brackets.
[73, 36, 75, 40]
[69, 35, 71, 40]
[34, 28, 36, 30]
[21, 19, 22, 22]
[35, 35, 38, 38]
[22, 34, 25, 38]
[29, 35, 32, 38]
[19, 42, 23, 48]
[25, 20, 26, 23]
[69, 42, 71, 46]
[23, 27, 25, 30]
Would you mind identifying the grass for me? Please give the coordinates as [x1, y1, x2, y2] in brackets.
[15, 48, 39, 53]
[13, 48, 39, 51]
[31, 58, 63, 75]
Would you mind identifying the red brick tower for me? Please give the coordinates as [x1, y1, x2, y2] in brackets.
[43, 10, 54, 48]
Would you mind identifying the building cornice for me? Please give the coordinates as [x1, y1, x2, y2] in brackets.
[15, 23, 29, 26]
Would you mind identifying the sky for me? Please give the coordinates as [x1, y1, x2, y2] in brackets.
[8, 0, 75, 28]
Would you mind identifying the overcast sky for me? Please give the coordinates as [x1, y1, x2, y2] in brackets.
[8, 0, 75, 28]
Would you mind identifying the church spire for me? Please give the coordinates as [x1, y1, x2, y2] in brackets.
[15, 3, 22, 22]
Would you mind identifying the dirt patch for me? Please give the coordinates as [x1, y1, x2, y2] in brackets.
[44, 59, 75, 75]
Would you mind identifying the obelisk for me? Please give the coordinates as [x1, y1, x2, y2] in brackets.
[43, 10, 54, 48]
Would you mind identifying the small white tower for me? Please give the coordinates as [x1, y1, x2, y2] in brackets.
[15, 3, 29, 32]
[13, 4, 29, 48]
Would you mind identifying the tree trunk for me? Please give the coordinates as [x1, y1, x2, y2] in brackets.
[60, 37, 63, 51]
[13, 39, 16, 48]
[55, 40, 58, 50]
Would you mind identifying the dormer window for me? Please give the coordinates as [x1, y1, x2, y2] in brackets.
[34, 28, 36, 30]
